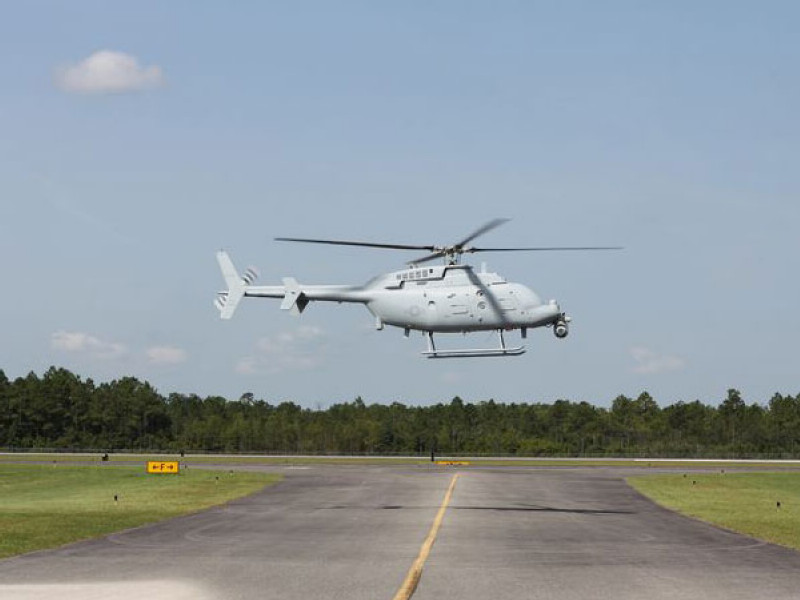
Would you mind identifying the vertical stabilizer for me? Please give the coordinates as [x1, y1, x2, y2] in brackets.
[215, 251, 249, 319]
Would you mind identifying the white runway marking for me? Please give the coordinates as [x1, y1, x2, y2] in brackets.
[0, 581, 213, 600]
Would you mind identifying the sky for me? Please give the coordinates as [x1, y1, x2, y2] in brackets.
[1, 1, 798, 408]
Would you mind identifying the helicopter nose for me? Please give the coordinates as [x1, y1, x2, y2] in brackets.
[525, 302, 561, 325]
[517, 286, 541, 310]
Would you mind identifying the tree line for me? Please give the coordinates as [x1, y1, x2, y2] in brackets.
[1, 367, 799, 457]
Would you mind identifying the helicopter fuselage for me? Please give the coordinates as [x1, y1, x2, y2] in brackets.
[364, 264, 561, 333]
[224, 260, 562, 335]
[215, 248, 573, 357]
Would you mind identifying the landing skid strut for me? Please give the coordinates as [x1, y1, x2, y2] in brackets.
[422, 330, 526, 359]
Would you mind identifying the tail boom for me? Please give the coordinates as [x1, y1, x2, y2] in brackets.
[215, 251, 370, 320]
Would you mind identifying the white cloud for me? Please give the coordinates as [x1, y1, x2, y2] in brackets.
[256, 325, 324, 352]
[235, 357, 259, 375]
[51, 330, 126, 359]
[630, 346, 686, 375]
[55, 50, 164, 94]
[237, 326, 326, 374]
[146, 346, 187, 365]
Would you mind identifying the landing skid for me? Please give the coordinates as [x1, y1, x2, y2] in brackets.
[422, 347, 526, 358]
[422, 330, 526, 359]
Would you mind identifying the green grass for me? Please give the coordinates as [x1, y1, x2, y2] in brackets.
[0, 464, 281, 559]
[3, 453, 800, 469]
[628, 472, 800, 551]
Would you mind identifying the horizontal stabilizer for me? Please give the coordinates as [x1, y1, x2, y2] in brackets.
[280, 277, 308, 316]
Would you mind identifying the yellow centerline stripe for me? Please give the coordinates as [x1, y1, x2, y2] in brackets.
[392, 473, 460, 600]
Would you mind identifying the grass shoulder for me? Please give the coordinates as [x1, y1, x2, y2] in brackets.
[0, 464, 281, 559]
[628, 471, 800, 551]
[4, 453, 800, 469]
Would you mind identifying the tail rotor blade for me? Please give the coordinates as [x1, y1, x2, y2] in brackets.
[242, 267, 259, 285]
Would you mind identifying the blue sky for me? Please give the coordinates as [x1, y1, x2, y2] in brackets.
[1, 2, 798, 407]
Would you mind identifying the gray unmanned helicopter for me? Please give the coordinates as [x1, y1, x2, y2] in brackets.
[215, 219, 620, 358]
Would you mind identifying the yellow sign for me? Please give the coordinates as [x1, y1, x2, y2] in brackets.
[147, 461, 180, 474]
[435, 461, 470, 466]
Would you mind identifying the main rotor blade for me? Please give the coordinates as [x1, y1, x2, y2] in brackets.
[407, 251, 446, 265]
[275, 237, 436, 252]
[467, 246, 624, 253]
[455, 218, 510, 248]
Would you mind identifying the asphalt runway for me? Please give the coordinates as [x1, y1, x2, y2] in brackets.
[2, 465, 800, 599]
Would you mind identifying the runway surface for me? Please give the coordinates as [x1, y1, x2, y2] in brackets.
[2, 465, 800, 599]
